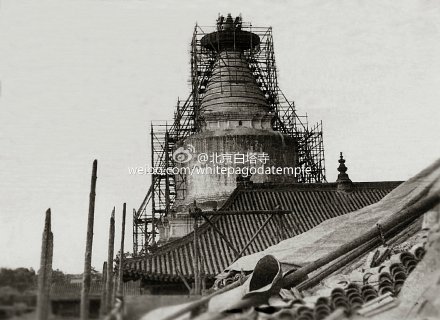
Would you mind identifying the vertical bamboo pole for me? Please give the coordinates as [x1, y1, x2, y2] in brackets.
[133, 209, 137, 256]
[111, 274, 117, 307]
[164, 130, 170, 218]
[117, 203, 127, 298]
[106, 207, 116, 312]
[45, 233, 53, 316]
[150, 124, 156, 247]
[193, 213, 200, 295]
[199, 249, 205, 295]
[37, 208, 53, 320]
[100, 261, 107, 317]
[80, 159, 98, 320]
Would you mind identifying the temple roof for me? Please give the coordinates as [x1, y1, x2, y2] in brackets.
[123, 180, 402, 282]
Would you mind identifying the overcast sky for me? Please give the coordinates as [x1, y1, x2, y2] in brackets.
[0, 0, 439, 273]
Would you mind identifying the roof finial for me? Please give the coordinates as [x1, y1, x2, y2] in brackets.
[338, 152, 347, 175]
[337, 152, 353, 191]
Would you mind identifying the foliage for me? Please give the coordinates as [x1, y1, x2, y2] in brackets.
[51, 269, 69, 284]
[0, 268, 36, 292]
[0, 266, 102, 294]
[90, 266, 102, 281]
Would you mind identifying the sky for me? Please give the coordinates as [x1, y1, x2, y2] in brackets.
[0, 0, 439, 274]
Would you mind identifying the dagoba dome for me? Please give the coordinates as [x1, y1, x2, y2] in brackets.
[200, 50, 273, 131]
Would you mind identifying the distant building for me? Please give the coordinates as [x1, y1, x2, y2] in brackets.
[68, 274, 82, 284]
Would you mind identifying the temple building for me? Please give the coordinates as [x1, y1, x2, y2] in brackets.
[125, 155, 402, 294]
[124, 15, 402, 295]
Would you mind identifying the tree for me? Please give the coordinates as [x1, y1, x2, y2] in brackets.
[51, 269, 68, 285]
[0, 268, 36, 292]
[91, 266, 102, 281]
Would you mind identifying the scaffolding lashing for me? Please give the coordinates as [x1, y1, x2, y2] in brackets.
[133, 19, 327, 255]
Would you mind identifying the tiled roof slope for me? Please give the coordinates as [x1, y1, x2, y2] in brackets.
[124, 181, 402, 281]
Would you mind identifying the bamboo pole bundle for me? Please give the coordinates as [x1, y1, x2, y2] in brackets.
[36, 209, 53, 320]
[100, 261, 108, 316]
[80, 160, 98, 320]
[111, 274, 117, 307]
[280, 193, 440, 288]
[106, 207, 116, 312]
[296, 211, 423, 291]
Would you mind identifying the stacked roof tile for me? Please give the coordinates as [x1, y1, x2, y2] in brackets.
[256, 241, 427, 320]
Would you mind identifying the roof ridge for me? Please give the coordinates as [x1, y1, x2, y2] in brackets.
[234, 181, 403, 192]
